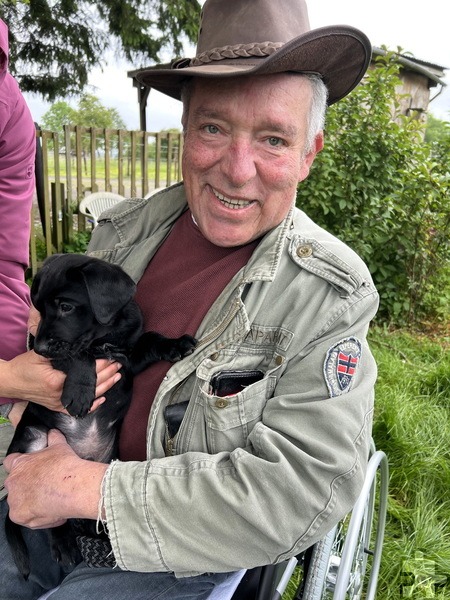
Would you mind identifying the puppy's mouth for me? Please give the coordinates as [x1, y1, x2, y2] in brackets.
[33, 338, 86, 359]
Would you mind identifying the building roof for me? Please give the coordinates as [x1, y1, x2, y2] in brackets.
[372, 46, 447, 87]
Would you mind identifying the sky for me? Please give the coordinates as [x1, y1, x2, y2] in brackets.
[23, 0, 450, 131]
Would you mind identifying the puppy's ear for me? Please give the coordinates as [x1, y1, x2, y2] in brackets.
[30, 270, 43, 308]
[30, 254, 65, 309]
[79, 261, 136, 325]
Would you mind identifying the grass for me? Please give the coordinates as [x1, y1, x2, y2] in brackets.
[282, 326, 450, 599]
[370, 327, 450, 599]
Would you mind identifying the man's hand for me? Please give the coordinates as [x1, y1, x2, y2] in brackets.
[4, 430, 108, 529]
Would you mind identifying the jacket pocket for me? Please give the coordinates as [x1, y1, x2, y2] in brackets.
[199, 376, 276, 453]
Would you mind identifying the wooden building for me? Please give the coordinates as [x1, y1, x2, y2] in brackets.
[372, 47, 447, 123]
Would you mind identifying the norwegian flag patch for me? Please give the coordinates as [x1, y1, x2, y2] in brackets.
[324, 337, 362, 397]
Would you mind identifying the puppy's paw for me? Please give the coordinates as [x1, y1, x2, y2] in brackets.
[61, 378, 95, 418]
[164, 335, 197, 362]
[131, 332, 197, 374]
[49, 525, 81, 566]
[51, 539, 81, 566]
[62, 394, 92, 418]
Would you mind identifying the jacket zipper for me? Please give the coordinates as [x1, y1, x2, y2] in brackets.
[164, 297, 242, 456]
[195, 296, 242, 349]
[164, 381, 185, 456]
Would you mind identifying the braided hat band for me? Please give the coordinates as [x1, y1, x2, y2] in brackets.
[190, 42, 284, 67]
[134, 0, 371, 106]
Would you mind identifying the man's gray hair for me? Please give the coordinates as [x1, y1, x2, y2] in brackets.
[303, 74, 328, 153]
[181, 73, 328, 154]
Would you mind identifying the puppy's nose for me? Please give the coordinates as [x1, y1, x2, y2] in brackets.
[33, 338, 53, 357]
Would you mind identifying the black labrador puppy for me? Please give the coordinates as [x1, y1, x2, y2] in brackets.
[5, 253, 196, 578]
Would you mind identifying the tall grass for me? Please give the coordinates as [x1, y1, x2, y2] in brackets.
[282, 327, 450, 599]
[371, 327, 450, 599]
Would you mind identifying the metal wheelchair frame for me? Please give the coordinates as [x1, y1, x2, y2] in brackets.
[229, 446, 389, 600]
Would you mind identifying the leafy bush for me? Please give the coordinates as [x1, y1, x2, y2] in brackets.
[62, 230, 91, 254]
[297, 52, 450, 326]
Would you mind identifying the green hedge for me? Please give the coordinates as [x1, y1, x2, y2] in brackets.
[297, 52, 450, 327]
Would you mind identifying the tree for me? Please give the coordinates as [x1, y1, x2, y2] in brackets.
[77, 93, 126, 130]
[425, 113, 450, 165]
[426, 113, 450, 145]
[41, 93, 126, 134]
[41, 94, 127, 172]
[40, 101, 78, 134]
[296, 52, 450, 326]
[1, 0, 200, 101]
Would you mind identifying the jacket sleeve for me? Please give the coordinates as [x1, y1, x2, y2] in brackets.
[101, 280, 378, 575]
[0, 36, 35, 403]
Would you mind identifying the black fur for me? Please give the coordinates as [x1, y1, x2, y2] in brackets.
[5, 253, 196, 578]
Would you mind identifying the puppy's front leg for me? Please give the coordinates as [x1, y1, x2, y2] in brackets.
[49, 523, 81, 567]
[131, 332, 197, 375]
[53, 356, 96, 418]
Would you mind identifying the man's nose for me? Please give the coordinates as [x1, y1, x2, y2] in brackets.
[221, 138, 257, 187]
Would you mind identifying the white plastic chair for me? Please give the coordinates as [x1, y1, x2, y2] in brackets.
[144, 187, 165, 199]
[78, 192, 125, 226]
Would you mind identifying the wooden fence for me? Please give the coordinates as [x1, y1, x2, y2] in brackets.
[30, 125, 183, 276]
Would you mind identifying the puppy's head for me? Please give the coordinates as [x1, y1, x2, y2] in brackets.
[31, 254, 137, 358]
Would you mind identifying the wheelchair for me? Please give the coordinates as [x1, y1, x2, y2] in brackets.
[213, 444, 389, 600]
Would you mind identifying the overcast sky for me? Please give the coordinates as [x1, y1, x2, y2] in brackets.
[23, 0, 450, 130]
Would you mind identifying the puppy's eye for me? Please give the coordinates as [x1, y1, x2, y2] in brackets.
[59, 302, 74, 314]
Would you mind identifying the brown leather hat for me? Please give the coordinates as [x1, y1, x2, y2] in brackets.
[135, 0, 371, 105]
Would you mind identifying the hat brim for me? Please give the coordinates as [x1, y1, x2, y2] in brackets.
[134, 26, 371, 105]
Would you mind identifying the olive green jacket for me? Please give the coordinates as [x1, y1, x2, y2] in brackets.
[87, 183, 379, 576]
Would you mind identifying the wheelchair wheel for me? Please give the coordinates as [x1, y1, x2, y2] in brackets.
[299, 450, 388, 600]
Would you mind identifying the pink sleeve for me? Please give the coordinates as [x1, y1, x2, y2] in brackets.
[0, 58, 35, 403]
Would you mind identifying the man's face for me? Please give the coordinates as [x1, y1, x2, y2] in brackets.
[182, 74, 323, 247]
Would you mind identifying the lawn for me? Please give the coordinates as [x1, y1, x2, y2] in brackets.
[282, 326, 450, 599]
[370, 327, 450, 599]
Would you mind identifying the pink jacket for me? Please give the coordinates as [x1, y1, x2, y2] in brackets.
[0, 19, 35, 404]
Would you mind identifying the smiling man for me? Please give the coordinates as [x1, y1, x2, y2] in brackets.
[182, 74, 323, 247]
[2, 1, 380, 599]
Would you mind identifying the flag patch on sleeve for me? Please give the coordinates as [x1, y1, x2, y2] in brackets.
[324, 337, 362, 397]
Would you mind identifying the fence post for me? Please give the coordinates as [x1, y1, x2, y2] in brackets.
[64, 125, 74, 243]
[130, 130, 137, 197]
[118, 129, 125, 196]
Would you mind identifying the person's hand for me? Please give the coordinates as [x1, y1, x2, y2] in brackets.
[4, 430, 108, 528]
[0, 350, 121, 427]
[5, 351, 122, 414]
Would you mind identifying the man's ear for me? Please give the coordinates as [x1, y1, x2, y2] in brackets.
[298, 131, 324, 183]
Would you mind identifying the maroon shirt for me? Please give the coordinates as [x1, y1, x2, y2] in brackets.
[119, 210, 259, 461]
